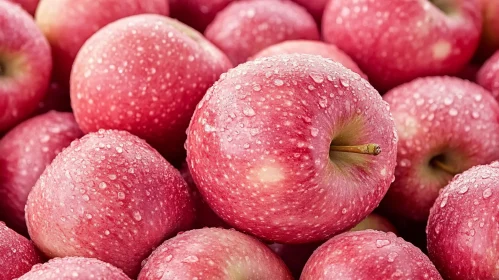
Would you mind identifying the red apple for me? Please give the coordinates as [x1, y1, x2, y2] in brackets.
[0, 1, 51, 133]
[380, 76, 499, 222]
[477, 50, 499, 100]
[476, 0, 499, 61]
[301, 230, 443, 279]
[34, 82, 72, 115]
[205, 0, 320, 65]
[0, 111, 83, 235]
[427, 162, 499, 280]
[350, 213, 397, 234]
[0, 222, 42, 280]
[138, 228, 292, 279]
[322, 0, 482, 91]
[291, 0, 327, 22]
[251, 40, 367, 79]
[6, 0, 39, 15]
[35, 0, 169, 86]
[180, 163, 229, 228]
[25, 129, 195, 277]
[169, 0, 235, 32]
[186, 54, 397, 243]
[71, 15, 232, 164]
[18, 257, 130, 280]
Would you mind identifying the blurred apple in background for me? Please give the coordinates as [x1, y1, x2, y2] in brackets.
[169, 0, 235, 32]
[475, 0, 499, 61]
[0, 0, 51, 133]
[477, 50, 499, 100]
[6, 0, 39, 15]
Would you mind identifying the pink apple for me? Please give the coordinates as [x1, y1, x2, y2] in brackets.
[34, 82, 72, 115]
[350, 213, 397, 234]
[138, 228, 292, 279]
[71, 15, 232, 164]
[251, 40, 367, 79]
[0, 222, 42, 280]
[18, 257, 130, 280]
[301, 230, 443, 279]
[322, 0, 482, 91]
[291, 0, 327, 22]
[6, 0, 39, 15]
[35, 0, 169, 86]
[186, 54, 397, 243]
[0, 111, 83, 235]
[169, 0, 235, 32]
[476, 0, 499, 61]
[427, 162, 499, 280]
[0, 1, 51, 133]
[180, 163, 229, 228]
[477, 50, 499, 100]
[25, 129, 195, 277]
[205, 0, 320, 65]
[380, 76, 499, 222]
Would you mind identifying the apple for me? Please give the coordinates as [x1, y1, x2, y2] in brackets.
[475, 0, 499, 61]
[427, 162, 499, 280]
[350, 213, 397, 234]
[291, 0, 327, 22]
[34, 82, 72, 115]
[25, 129, 195, 277]
[71, 14, 232, 165]
[251, 40, 367, 79]
[322, 0, 482, 91]
[18, 257, 130, 280]
[0, 111, 83, 235]
[301, 230, 443, 279]
[380, 76, 499, 223]
[0, 222, 42, 280]
[0, 1, 51, 133]
[204, 0, 320, 65]
[35, 0, 169, 86]
[477, 50, 499, 100]
[186, 54, 397, 243]
[6, 0, 39, 15]
[180, 162, 229, 228]
[169, 0, 235, 32]
[138, 228, 292, 279]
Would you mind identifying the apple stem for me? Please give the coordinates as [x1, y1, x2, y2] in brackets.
[431, 159, 458, 175]
[329, 143, 381, 155]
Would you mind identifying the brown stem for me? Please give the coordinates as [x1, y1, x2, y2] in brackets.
[431, 159, 458, 175]
[330, 143, 381, 156]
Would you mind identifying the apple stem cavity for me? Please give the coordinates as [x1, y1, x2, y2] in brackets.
[329, 143, 381, 156]
[430, 158, 458, 175]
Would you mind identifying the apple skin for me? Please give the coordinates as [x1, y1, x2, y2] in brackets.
[35, 0, 168, 86]
[0, 222, 42, 280]
[138, 228, 293, 280]
[380, 76, 499, 222]
[169, 0, 235, 32]
[18, 257, 130, 280]
[71, 15, 232, 165]
[34, 82, 72, 115]
[186, 54, 397, 244]
[350, 213, 397, 234]
[251, 40, 367, 79]
[25, 129, 195, 278]
[322, 0, 482, 91]
[204, 0, 320, 65]
[6, 0, 39, 15]
[180, 162, 230, 229]
[301, 230, 442, 280]
[0, 1, 52, 133]
[427, 163, 499, 280]
[477, 50, 499, 100]
[0, 111, 83, 236]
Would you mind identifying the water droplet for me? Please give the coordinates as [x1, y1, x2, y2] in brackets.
[481, 172, 491, 179]
[165, 255, 173, 262]
[458, 185, 469, 194]
[341, 208, 347, 214]
[85, 214, 93, 219]
[82, 195, 90, 201]
[440, 195, 448, 208]
[309, 72, 324, 83]
[99, 182, 107, 189]
[182, 256, 199, 263]
[471, 111, 480, 119]
[448, 108, 458, 116]
[274, 79, 284, 86]
[253, 85, 261, 92]
[310, 128, 319, 137]
[133, 211, 142, 221]
[104, 230, 110, 235]
[444, 97, 453, 105]
[483, 188, 492, 199]
[339, 77, 350, 87]
[243, 107, 256, 117]
[388, 252, 398, 262]
[108, 174, 117, 180]
[116, 147, 123, 153]
[474, 94, 482, 102]
[375, 239, 391, 248]
[118, 192, 125, 200]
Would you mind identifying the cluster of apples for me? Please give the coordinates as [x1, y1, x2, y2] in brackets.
[1, 0, 499, 279]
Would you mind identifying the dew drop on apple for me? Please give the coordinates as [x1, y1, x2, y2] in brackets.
[339, 77, 350, 87]
[182, 255, 199, 263]
[108, 174, 117, 180]
[471, 111, 480, 119]
[482, 188, 492, 199]
[309, 72, 324, 84]
[310, 128, 319, 137]
[274, 79, 284, 86]
[440, 195, 448, 208]
[133, 211, 142, 221]
[82, 194, 90, 201]
[443, 97, 453, 105]
[243, 107, 256, 117]
[458, 185, 469, 194]
[253, 84, 261, 92]
[448, 108, 458, 116]
[387, 252, 398, 263]
[375, 239, 390, 248]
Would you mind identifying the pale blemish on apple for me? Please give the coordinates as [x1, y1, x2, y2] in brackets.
[432, 40, 452, 60]
[254, 164, 285, 183]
